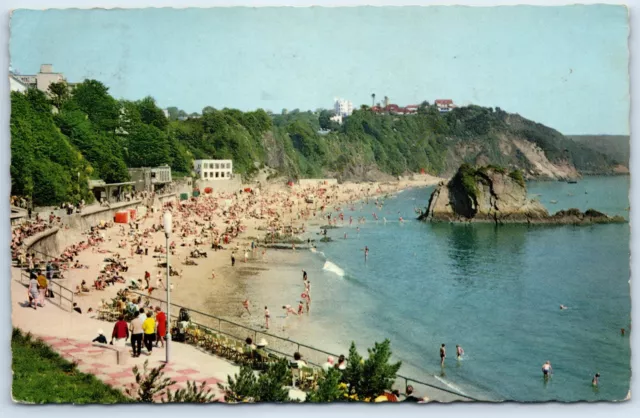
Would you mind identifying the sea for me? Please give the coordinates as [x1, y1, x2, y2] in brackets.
[253, 176, 631, 402]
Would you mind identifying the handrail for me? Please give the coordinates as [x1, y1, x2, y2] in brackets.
[19, 268, 75, 308]
[130, 291, 478, 401]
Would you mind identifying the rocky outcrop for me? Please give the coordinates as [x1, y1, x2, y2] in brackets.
[418, 165, 626, 225]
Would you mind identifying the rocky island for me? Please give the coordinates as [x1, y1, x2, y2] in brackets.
[418, 164, 626, 225]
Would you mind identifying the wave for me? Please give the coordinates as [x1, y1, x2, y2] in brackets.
[323, 260, 345, 277]
[434, 375, 470, 398]
[310, 247, 326, 258]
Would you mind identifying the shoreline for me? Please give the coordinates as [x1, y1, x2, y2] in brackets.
[17, 175, 467, 401]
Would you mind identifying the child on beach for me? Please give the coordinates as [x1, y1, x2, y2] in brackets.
[298, 301, 304, 315]
[243, 299, 251, 316]
[283, 305, 297, 317]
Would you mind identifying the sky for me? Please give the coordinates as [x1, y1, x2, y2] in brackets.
[10, 5, 630, 135]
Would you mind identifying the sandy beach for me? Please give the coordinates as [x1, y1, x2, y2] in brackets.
[22, 174, 454, 398]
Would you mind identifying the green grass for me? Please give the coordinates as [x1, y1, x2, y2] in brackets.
[11, 328, 131, 404]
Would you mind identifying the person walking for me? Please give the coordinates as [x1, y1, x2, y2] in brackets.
[231, 254, 236, 267]
[154, 306, 166, 348]
[264, 306, 270, 330]
[36, 271, 48, 308]
[28, 275, 39, 310]
[142, 311, 156, 355]
[456, 344, 464, 360]
[110, 315, 129, 347]
[440, 344, 446, 366]
[129, 311, 144, 358]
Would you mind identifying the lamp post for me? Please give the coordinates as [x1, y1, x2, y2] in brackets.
[163, 210, 172, 363]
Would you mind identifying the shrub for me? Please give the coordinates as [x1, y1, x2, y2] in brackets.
[306, 368, 346, 403]
[164, 381, 218, 403]
[218, 359, 291, 403]
[125, 360, 174, 402]
[508, 169, 526, 187]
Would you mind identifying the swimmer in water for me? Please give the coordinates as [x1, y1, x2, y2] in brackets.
[364, 246, 369, 261]
[456, 345, 464, 359]
[542, 361, 553, 379]
[592, 373, 600, 387]
[383, 217, 387, 223]
[560, 305, 567, 310]
[344, 233, 348, 239]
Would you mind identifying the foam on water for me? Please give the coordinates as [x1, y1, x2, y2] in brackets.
[322, 260, 345, 277]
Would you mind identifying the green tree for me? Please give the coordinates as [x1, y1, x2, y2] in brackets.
[48, 81, 70, 109]
[70, 79, 120, 132]
[218, 359, 291, 403]
[126, 124, 171, 167]
[136, 96, 168, 131]
[306, 368, 345, 402]
[359, 339, 402, 400]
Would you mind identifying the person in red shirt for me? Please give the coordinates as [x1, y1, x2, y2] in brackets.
[154, 306, 167, 348]
[110, 315, 129, 347]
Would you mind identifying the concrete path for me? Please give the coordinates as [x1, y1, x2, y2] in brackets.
[11, 271, 305, 402]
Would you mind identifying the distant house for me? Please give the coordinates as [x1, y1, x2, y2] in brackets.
[9, 74, 29, 93]
[405, 105, 419, 114]
[435, 99, 455, 113]
[194, 159, 233, 181]
[330, 114, 343, 125]
[128, 166, 172, 192]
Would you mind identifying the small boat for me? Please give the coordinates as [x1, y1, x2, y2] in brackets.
[550, 200, 558, 204]
[567, 180, 578, 184]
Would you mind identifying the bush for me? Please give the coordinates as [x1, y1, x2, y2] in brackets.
[218, 359, 291, 403]
[508, 169, 526, 187]
[125, 360, 174, 402]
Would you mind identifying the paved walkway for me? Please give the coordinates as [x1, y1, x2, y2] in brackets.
[11, 270, 306, 402]
[37, 335, 225, 401]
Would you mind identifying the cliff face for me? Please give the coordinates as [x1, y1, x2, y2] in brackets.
[419, 165, 625, 225]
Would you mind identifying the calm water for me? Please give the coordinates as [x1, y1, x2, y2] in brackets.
[279, 176, 630, 401]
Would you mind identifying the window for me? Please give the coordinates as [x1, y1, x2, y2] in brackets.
[227, 163, 231, 169]
[204, 172, 208, 178]
[215, 172, 219, 178]
[220, 172, 225, 178]
[215, 163, 220, 169]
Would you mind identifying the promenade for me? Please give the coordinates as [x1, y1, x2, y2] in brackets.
[10, 270, 306, 402]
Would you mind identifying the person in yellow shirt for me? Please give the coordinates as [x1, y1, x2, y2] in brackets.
[142, 312, 156, 355]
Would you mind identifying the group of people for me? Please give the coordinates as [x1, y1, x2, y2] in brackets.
[92, 306, 167, 358]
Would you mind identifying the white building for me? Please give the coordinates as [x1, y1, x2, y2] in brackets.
[9, 75, 29, 92]
[193, 159, 233, 180]
[334, 98, 353, 117]
[330, 114, 343, 125]
[11, 64, 71, 93]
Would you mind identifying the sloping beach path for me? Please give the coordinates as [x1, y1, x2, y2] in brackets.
[10, 270, 305, 402]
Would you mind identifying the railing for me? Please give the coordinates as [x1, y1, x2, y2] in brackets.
[130, 291, 479, 402]
[18, 268, 75, 311]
